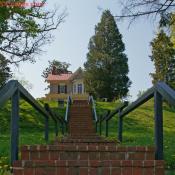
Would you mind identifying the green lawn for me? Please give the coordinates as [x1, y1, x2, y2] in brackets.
[0, 100, 65, 166]
[0, 99, 175, 174]
[96, 100, 175, 172]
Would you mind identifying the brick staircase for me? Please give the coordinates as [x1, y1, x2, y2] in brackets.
[13, 100, 165, 175]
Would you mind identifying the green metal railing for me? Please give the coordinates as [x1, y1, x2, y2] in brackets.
[98, 81, 175, 160]
[65, 96, 72, 122]
[0, 80, 65, 165]
[89, 95, 98, 121]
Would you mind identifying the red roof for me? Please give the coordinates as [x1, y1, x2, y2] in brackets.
[47, 73, 72, 81]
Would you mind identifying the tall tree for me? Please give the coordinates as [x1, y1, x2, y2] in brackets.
[0, 0, 66, 64]
[84, 10, 131, 101]
[0, 54, 12, 87]
[42, 60, 71, 79]
[150, 30, 175, 89]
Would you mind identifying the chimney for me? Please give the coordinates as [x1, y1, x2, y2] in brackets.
[51, 66, 57, 75]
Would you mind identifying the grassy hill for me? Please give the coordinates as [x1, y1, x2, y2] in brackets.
[0, 99, 175, 174]
[96, 100, 175, 171]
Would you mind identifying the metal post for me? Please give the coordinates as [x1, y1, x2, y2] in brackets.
[61, 123, 64, 135]
[118, 110, 123, 142]
[45, 116, 49, 142]
[106, 120, 109, 137]
[95, 121, 98, 133]
[154, 91, 163, 160]
[99, 116, 102, 136]
[11, 90, 20, 165]
[55, 122, 58, 137]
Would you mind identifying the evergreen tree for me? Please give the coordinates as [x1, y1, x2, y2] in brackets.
[150, 30, 175, 89]
[0, 54, 12, 87]
[84, 10, 131, 101]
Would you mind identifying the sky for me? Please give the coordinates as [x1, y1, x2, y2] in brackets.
[13, 0, 158, 101]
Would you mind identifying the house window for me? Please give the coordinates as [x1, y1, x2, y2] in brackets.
[78, 84, 83, 94]
[60, 85, 65, 93]
[73, 84, 76, 93]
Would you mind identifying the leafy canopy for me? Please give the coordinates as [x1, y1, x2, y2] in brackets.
[150, 30, 175, 89]
[0, 54, 12, 87]
[0, 0, 66, 64]
[42, 59, 71, 79]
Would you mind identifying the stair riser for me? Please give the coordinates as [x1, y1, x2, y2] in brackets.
[21, 151, 155, 161]
[21, 146, 155, 161]
[13, 160, 164, 175]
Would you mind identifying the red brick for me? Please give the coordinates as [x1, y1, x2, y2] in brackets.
[88, 145, 98, 151]
[24, 168, 34, 175]
[146, 147, 155, 152]
[89, 160, 100, 167]
[122, 167, 132, 175]
[108, 146, 117, 151]
[56, 160, 67, 167]
[133, 167, 143, 175]
[122, 160, 132, 167]
[80, 152, 88, 160]
[100, 160, 111, 166]
[136, 147, 146, 151]
[67, 167, 78, 175]
[58, 167, 67, 175]
[128, 152, 145, 160]
[78, 145, 87, 151]
[155, 168, 165, 175]
[39, 151, 49, 160]
[31, 151, 39, 160]
[89, 152, 99, 160]
[21, 145, 29, 151]
[79, 168, 88, 175]
[89, 168, 98, 175]
[117, 146, 127, 152]
[13, 161, 22, 167]
[99, 145, 106, 151]
[127, 146, 137, 151]
[13, 169, 23, 175]
[111, 167, 121, 175]
[111, 160, 121, 166]
[100, 152, 109, 160]
[146, 153, 154, 160]
[144, 160, 154, 167]
[133, 160, 143, 167]
[143, 168, 154, 175]
[102, 167, 110, 175]
[50, 151, 59, 160]
[21, 151, 30, 160]
[109, 152, 125, 160]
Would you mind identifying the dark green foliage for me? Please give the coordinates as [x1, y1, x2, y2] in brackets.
[150, 30, 175, 89]
[0, 54, 12, 87]
[84, 10, 131, 101]
[42, 59, 71, 79]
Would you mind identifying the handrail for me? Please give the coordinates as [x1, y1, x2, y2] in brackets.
[101, 102, 128, 138]
[100, 81, 175, 161]
[98, 110, 110, 135]
[106, 101, 128, 121]
[65, 96, 72, 122]
[0, 80, 61, 165]
[120, 82, 175, 118]
[44, 103, 66, 135]
[89, 96, 98, 122]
